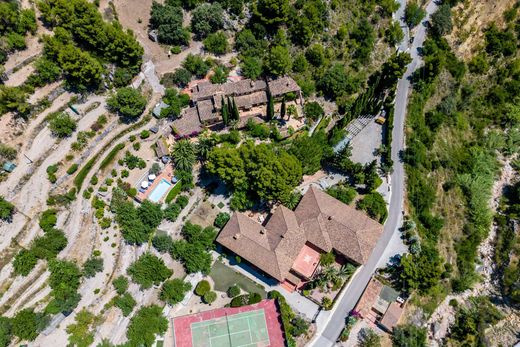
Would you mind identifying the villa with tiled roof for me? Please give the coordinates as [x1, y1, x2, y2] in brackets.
[216, 186, 384, 289]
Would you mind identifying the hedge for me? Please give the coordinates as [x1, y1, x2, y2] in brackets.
[268, 291, 296, 346]
[165, 181, 182, 204]
[99, 143, 125, 170]
[66, 164, 78, 175]
[73, 155, 98, 191]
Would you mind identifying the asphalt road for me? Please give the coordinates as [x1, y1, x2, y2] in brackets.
[310, 1, 439, 346]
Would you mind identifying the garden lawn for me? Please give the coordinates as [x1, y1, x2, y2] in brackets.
[209, 261, 266, 298]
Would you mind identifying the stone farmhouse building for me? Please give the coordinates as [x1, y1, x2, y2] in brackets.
[171, 76, 302, 137]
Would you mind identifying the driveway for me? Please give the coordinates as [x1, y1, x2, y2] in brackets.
[309, 1, 440, 345]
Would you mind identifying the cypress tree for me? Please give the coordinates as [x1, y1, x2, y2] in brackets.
[220, 96, 228, 125]
[280, 97, 286, 119]
[266, 91, 274, 121]
[232, 98, 239, 120]
[226, 96, 233, 120]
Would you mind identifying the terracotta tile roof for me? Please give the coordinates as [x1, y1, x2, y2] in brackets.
[155, 137, 169, 158]
[268, 77, 301, 97]
[295, 186, 383, 264]
[235, 91, 268, 109]
[171, 107, 203, 136]
[191, 79, 267, 102]
[197, 99, 218, 123]
[216, 186, 384, 281]
[380, 302, 403, 331]
[354, 278, 383, 318]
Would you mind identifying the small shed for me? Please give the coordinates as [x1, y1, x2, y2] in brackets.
[155, 137, 169, 159]
[153, 101, 169, 118]
[2, 161, 16, 173]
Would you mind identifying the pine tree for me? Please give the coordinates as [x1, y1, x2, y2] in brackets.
[280, 97, 286, 119]
[232, 98, 240, 120]
[220, 96, 228, 125]
[266, 91, 274, 121]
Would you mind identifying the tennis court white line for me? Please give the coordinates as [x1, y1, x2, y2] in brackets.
[191, 311, 265, 329]
[191, 310, 270, 346]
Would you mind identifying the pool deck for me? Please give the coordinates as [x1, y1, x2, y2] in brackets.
[136, 164, 174, 203]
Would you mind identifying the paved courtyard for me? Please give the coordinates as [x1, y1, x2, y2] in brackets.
[349, 121, 383, 165]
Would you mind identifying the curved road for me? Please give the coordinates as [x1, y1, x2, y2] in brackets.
[309, 1, 439, 346]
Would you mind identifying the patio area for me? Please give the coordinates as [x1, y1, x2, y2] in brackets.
[135, 164, 176, 203]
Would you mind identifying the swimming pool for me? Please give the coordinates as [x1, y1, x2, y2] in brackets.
[148, 179, 172, 203]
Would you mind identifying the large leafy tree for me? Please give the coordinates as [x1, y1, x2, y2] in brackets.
[206, 142, 302, 208]
[11, 309, 48, 341]
[47, 259, 82, 313]
[266, 46, 292, 77]
[150, 3, 189, 45]
[190, 3, 224, 39]
[160, 278, 192, 305]
[66, 309, 97, 347]
[397, 245, 442, 292]
[404, 2, 426, 28]
[0, 316, 12, 347]
[253, 0, 290, 26]
[127, 253, 172, 289]
[126, 305, 168, 347]
[203, 31, 228, 55]
[430, 4, 452, 37]
[289, 131, 332, 175]
[107, 87, 147, 120]
[48, 112, 77, 138]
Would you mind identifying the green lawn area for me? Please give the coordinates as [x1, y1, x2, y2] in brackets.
[165, 180, 181, 203]
[209, 261, 266, 298]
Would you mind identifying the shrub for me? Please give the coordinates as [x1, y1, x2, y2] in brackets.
[227, 285, 240, 298]
[113, 293, 136, 316]
[152, 234, 174, 253]
[176, 195, 189, 209]
[113, 276, 129, 295]
[203, 32, 228, 55]
[247, 292, 261, 305]
[230, 294, 249, 307]
[13, 249, 38, 276]
[39, 209, 57, 231]
[67, 164, 79, 175]
[203, 291, 217, 304]
[321, 297, 333, 310]
[0, 196, 15, 221]
[82, 257, 103, 278]
[195, 280, 210, 296]
[214, 212, 230, 228]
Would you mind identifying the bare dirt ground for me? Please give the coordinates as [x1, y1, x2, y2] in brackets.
[446, 0, 514, 60]
[3, 64, 35, 87]
[426, 157, 520, 346]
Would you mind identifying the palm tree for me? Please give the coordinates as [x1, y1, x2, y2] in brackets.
[172, 139, 196, 172]
[281, 191, 302, 210]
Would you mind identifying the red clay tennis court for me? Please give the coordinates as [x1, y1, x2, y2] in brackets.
[172, 299, 285, 347]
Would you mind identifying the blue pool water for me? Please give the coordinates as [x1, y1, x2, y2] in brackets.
[148, 179, 171, 203]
